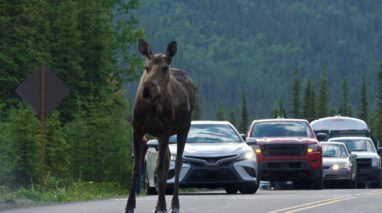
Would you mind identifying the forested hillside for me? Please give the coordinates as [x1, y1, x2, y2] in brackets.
[131, 0, 382, 119]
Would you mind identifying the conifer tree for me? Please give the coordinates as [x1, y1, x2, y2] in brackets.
[358, 76, 368, 122]
[291, 69, 301, 118]
[317, 69, 329, 118]
[217, 105, 225, 121]
[302, 79, 312, 119]
[239, 93, 249, 133]
[230, 111, 237, 128]
[192, 93, 201, 120]
[338, 79, 352, 116]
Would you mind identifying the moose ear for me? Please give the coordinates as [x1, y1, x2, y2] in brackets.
[138, 39, 153, 59]
[166, 41, 177, 61]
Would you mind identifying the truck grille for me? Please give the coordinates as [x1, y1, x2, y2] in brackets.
[262, 144, 306, 156]
[356, 158, 372, 169]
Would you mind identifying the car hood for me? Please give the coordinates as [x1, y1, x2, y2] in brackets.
[169, 143, 250, 157]
[323, 157, 350, 166]
[351, 151, 380, 159]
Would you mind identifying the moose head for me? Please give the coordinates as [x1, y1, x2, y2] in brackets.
[138, 39, 177, 103]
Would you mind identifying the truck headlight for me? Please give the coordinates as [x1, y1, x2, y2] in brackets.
[372, 157, 381, 168]
[239, 150, 254, 160]
[307, 144, 320, 153]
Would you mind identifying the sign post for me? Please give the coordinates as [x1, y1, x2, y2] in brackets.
[16, 65, 70, 191]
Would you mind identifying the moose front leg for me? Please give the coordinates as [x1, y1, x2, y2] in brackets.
[125, 130, 144, 213]
[171, 133, 187, 213]
[153, 135, 170, 213]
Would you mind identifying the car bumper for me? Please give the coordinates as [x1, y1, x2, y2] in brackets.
[166, 158, 257, 188]
[257, 160, 321, 181]
[323, 168, 351, 181]
[357, 167, 381, 183]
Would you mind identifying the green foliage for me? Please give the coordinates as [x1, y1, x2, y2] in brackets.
[216, 105, 225, 121]
[358, 76, 368, 122]
[372, 64, 382, 142]
[302, 79, 316, 120]
[1, 105, 39, 187]
[192, 93, 201, 120]
[291, 69, 301, 118]
[0, 0, 142, 192]
[133, 0, 382, 118]
[230, 111, 237, 128]
[317, 70, 329, 118]
[239, 93, 249, 133]
[338, 79, 352, 116]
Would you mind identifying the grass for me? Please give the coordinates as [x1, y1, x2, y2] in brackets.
[0, 182, 128, 210]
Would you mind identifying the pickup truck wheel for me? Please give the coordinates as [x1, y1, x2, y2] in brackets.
[312, 177, 323, 190]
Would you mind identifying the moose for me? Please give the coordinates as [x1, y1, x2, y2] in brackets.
[124, 39, 195, 213]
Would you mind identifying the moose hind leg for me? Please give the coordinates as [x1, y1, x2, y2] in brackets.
[125, 131, 144, 213]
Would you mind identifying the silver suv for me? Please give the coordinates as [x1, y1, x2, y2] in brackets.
[328, 136, 382, 188]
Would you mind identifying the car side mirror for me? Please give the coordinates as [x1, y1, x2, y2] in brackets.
[246, 137, 257, 146]
[147, 140, 159, 150]
[377, 147, 382, 154]
[316, 133, 328, 142]
[240, 134, 246, 141]
[350, 154, 357, 159]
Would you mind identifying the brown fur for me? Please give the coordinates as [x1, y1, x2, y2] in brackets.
[124, 39, 195, 213]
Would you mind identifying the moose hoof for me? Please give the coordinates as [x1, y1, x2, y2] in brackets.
[124, 209, 134, 213]
[152, 209, 168, 213]
[171, 208, 180, 213]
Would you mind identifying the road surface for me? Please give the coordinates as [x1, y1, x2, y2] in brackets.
[2, 189, 382, 213]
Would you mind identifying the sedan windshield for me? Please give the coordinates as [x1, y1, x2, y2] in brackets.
[169, 124, 242, 144]
[251, 121, 313, 138]
[322, 144, 348, 158]
[330, 139, 376, 153]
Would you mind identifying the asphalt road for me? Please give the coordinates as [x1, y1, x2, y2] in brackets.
[2, 189, 382, 213]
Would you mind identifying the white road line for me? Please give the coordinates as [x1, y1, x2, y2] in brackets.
[266, 197, 345, 213]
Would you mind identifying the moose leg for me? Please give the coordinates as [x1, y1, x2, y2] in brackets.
[153, 135, 170, 213]
[170, 133, 187, 213]
[125, 130, 144, 213]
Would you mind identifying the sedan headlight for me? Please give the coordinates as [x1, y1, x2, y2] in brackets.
[372, 157, 381, 168]
[332, 162, 350, 170]
[239, 150, 254, 161]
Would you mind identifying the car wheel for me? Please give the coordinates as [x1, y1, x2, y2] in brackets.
[225, 187, 238, 194]
[239, 183, 258, 194]
[144, 168, 157, 195]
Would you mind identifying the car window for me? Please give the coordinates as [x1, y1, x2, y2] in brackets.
[250, 121, 313, 138]
[169, 124, 242, 143]
[329, 139, 376, 152]
[322, 144, 348, 158]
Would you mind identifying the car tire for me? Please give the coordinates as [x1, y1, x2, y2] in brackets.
[225, 187, 238, 194]
[312, 177, 323, 190]
[144, 168, 157, 195]
[239, 183, 258, 194]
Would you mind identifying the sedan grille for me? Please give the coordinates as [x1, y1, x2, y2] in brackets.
[186, 169, 238, 182]
[185, 155, 237, 166]
[262, 144, 306, 156]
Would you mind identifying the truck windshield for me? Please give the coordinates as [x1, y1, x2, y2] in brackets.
[330, 139, 376, 153]
[251, 121, 313, 138]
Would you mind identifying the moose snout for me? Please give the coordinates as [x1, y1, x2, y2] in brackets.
[141, 82, 160, 102]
